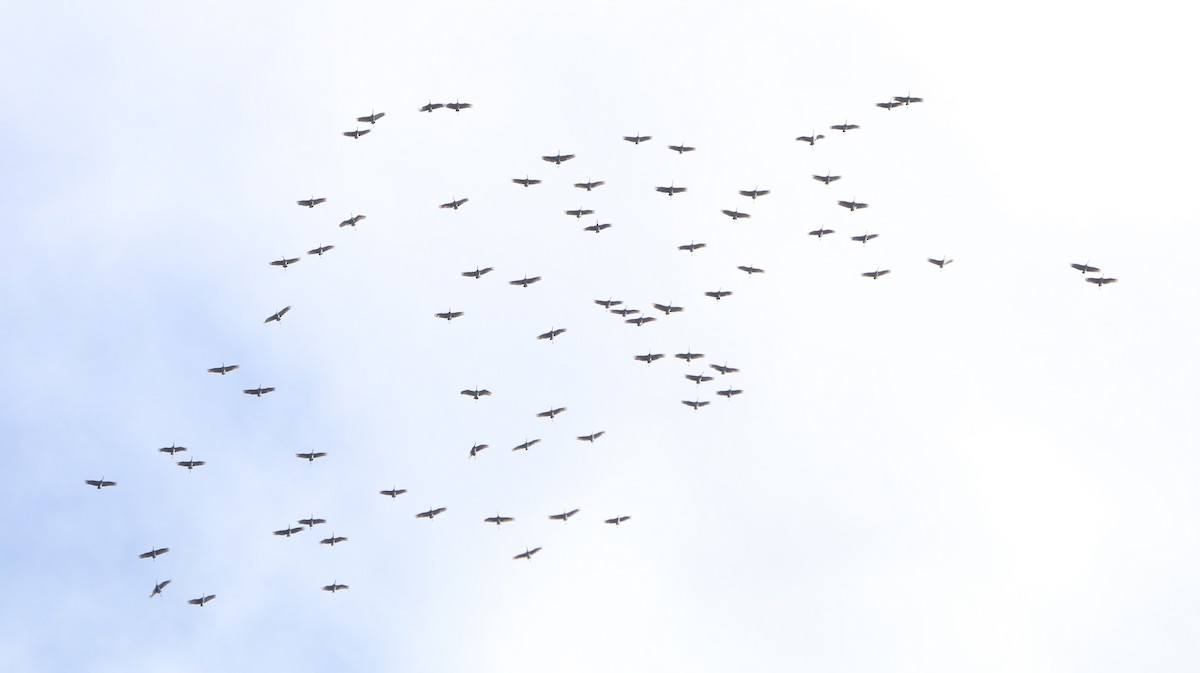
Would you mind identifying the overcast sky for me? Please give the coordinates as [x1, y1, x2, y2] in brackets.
[3, 1, 1200, 671]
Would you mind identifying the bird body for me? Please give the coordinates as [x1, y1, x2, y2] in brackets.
[512, 439, 541, 451]
[243, 386, 275, 396]
[711, 363, 740, 374]
[668, 144, 695, 153]
[537, 406, 567, 419]
[851, 232, 878, 244]
[296, 451, 327, 462]
[1071, 262, 1100, 273]
[509, 275, 542, 287]
[416, 507, 447, 519]
[446, 100, 473, 112]
[542, 153, 576, 165]
[297, 197, 326, 208]
[739, 188, 770, 199]
[634, 352, 665, 364]
[439, 198, 469, 210]
[796, 132, 825, 145]
[838, 200, 869, 211]
[605, 516, 632, 525]
[808, 228, 835, 238]
[1086, 276, 1119, 287]
[583, 222, 612, 233]
[264, 306, 291, 323]
[862, 269, 891, 279]
[357, 111, 385, 123]
[461, 389, 492, 400]
[343, 128, 370, 139]
[894, 94, 924, 105]
[270, 256, 301, 268]
[419, 101, 444, 113]
[307, 245, 335, 256]
[512, 176, 542, 187]
[679, 241, 706, 252]
[577, 431, 605, 442]
[514, 547, 542, 560]
[675, 351, 704, 362]
[462, 266, 494, 278]
[653, 303, 684, 315]
[537, 328, 567, 341]
[320, 534, 348, 546]
[656, 185, 687, 196]
[812, 174, 841, 185]
[207, 364, 239, 374]
[484, 515, 514, 525]
[611, 308, 640, 316]
[831, 122, 860, 132]
[469, 443, 488, 458]
[717, 387, 743, 398]
[626, 315, 657, 326]
[549, 509, 580, 521]
[436, 310, 465, 321]
[737, 265, 765, 275]
[188, 594, 216, 607]
[721, 209, 751, 220]
[624, 134, 652, 144]
[323, 583, 350, 593]
[565, 208, 594, 218]
[149, 580, 171, 598]
[574, 180, 605, 191]
[339, 214, 366, 228]
[705, 289, 732, 300]
[682, 399, 710, 410]
[177, 459, 206, 470]
[273, 526, 303, 537]
[594, 298, 623, 308]
[139, 547, 169, 560]
[158, 444, 187, 456]
[298, 516, 326, 527]
[876, 101, 903, 109]
[686, 373, 714, 384]
[85, 478, 116, 489]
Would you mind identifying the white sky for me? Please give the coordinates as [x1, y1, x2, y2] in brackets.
[3, 1, 1200, 671]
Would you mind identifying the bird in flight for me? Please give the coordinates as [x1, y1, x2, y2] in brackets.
[1071, 262, 1100, 273]
[512, 176, 542, 187]
[656, 184, 687, 196]
[462, 266, 493, 279]
[808, 228, 835, 238]
[721, 209, 751, 220]
[711, 363, 740, 375]
[512, 438, 541, 452]
[416, 507, 448, 519]
[1086, 276, 1119, 287]
[270, 256, 300, 269]
[158, 444, 187, 456]
[243, 386, 275, 397]
[594, 298, 623, 308]
[838, 199, 869, 211]
[717, 387, 744, 398]
[565, 207, 594, 218]
[461, 388, 492, 400]
[894, 94, 924, 105]
[549, 509, 580, 522]
[273, 525, 304, 537]
[682, 399, 710, 410]
[542, 153, 576, 165]
[537, 328, 567, 341]
[685, 373, 714, 385]
[308, 244, 335, 256]
[634, 352, 665, 364]
[851, 232, 879, 244]
[876, 101, 903, 110]
[678, 241, 706, 253]
[187, 594, 216, 607]
[796, 132, 825, 145]
[435, 310, 465, 321]
[207, 364, 239, 375]
[298, 516, 326, 527]
[605, 516, 632, 525]
[624, 134, 652, 144]
[739, 188, 770, 200]
[484, 515, 514, 525]
[705, 289, 732, 301]
[357, 111, 385, 124]
[149, 580, 171, 598]
[440, 197, 469, 210]
[611, 308, 640, 316]
[574, 179, 605, 191]
[577, 431, 605, 442]
[830, 122, 860, 132]
[675, 351, 704, 362]
[812, 173, 841, 185]
[343, 128, 371, 139]
[296, 451, 327, 462]
[297, 197, 326, 208]
[418, 101, 444, 113]
[626, 315, 657, 326]
[509, 275, 542, 287]
[323, 582, 350, 593]
[139, 547, 170, 560]
[653, 302, 684, 315]
[583, 222, 612, 233]
[514, 547, 542, 560]
[264, 306, 291, 323]
[668, 143, 695, 154]
[737, 265, 765, 275]
[469, 443, 488, 458]
[380, 487, 407, 498]
[339, 214, 366, 228]
[862, 268, 891, 280]
[537, 406, 567, 419]
[319, 534, 348, 546]
[85, 478, 116, 489]
[446, 100, 473, 112]
[928, 257, 954, 269]
[177, 458, 206, 470]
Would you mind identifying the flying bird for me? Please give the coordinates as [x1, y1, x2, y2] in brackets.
[440, 197, 469, 210]
[675, 351, 704, 362]
[296, 451, 327, 462]
[1086, 276, 1119, 287]
[514, 547, 542, 560]
[339, 214, 366, 228]
[705, 289, 732, 300]
[264, 306, 291, 323]
[435, 310, 465, 321]
[357, 111, 385, 124]
[594, 298, 623, 308]
[418, 101, 444, 113]
[812, 173, 841, 185]
[343, 128, 371, 139]
[511, 438, 541, 451]
[718, 387, 744, 398]
[187, 594, 216, 607]
[446, 100, 473, 112]
[668, 143, 695, 153]
[274, 526, 304, 537]
[678, 241, 706, 253]
[461, 389, 492, 400]
[830, 122, 860, 132]
[928, 257, 954, 269]
[509, 275, 542, 287]
[542, 153, 576, 165]
[851, 232, 878, 244]
[656, 184, 687, 196]
[537, 328, 567, 341]
[685, 373, 714, 384]
[469, 443, 488, 458]
[380, 487, 407, 498]
[876, 101, 903, 110]
[626, 315, 657, 326]
[796, 132, 825, 145]
[484, 515, 514, 525]
[634, 352, 665, 364]
[297, 197, 326, 208]
[149, 580, 171, 598]
[1071, 262, 1100, 273]
[565, 208, 594, 218]
[605, 516, 632, 525]
[416, 507, 448, 519]
[721, 209, 751, 220]
[583, 222, 612, 233]
[139, 547, 169, 560]
[862, 269, 891, 279]
[512, 176, 542, 187]
[838, 200, 869, 211]
[308, 245, 335, 256]
[207, 364, 239, 375]
[611, 308, 640, 316]
[462, 266, 494, 278]
[737, 265, 765, 275]
[808, 228, 835, 238]
[549, 509, 580, 522]
[653, 302, 684, 315]
[574, 179, 605, 191]
[624, 134, 652, 144]
[894, 94, 924, 105]
[710, 363, 740, 374]
[320, 534, 348, 546]
[537, 406, 567, 419]
[577, 431, 605, 442]
[323, 583, 350, 593]
[85, 478, 116, 489]
[270, 256, 300, 268]
[158, 444, 187, 456]
[739, 188, 770, 199]
[177, 459, 206, 470]
[243, 386, 275, 396]
[298, 516, 326, 527]
[682, 399, 710, 410]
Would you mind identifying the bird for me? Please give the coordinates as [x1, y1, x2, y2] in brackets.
[851, 232, 879, 244]
[682, 399, 710, 410]
[435, 310, 465, 321]
[177, 459, 205, 470]
[537, 406, 567, 419]
[343, 128, 371, 139]
[85, 478, 116, 489]
[710, 363, 740, 374]
[634, 352, 665, 364]
[158, 444, 187, 456]
[626, 315, 657, 326]
[509, 275, 542, 287]
[808, 228, 835, 238]
[446, 100, 473, 112]
[668, 143, 695, 153]
[512, 176, 542, 187]
[577, 431, 605, 442]
[469, 443, 488, 458]
[605, 516, 632, 525]
[623, 134, 652, 144]
[323, 583, 350, 593]
[243, 386, 275, 396]
[876, 101, 903, 110]
[484, 515, 514, 525]
[149, 580, 171, 598]
[862, 268, 891, 280]
[574, 179, 605, 191]
[439, 197, 469, 210]
[207, 364, 239, 375]
[549, 509, 580, 522]
[838, 199, 869, 211]
[894, 94, 924, 105]
[565, 208, 594, 218]
[928, 257, 954, 269]
[357, 111, 385, 124]
[418, 101, 444, 113]
[721, 209, 751, 220]
[705, 289, 732, 300]
[339, 214, 366, 228]
[542, 153, 576, 165]
[511, 438, 541, 452]
[737, 265, 765, 275]
[678, 241, 706, 253]
[594, 298, 623, 308]
[298, 516, 326, 527]
[1086, 276, 1119, 287]
[264, 306, 291, 323]
[830, 122, 860, 132]
[685, 373, 714, 384]
[270, 256, 300, 269]
[296, 451, 327, 462]
[537, 328, 567, 341]
[656, 184, 687, 196]
[739, 188, 770, 199]
[796, 132, 826, 145]
[1071, 262, 1100, 273]
[461, 388, 492, 400]
[513, 547, 542, 560]
[675, 351, 705, 362]
[297, 197, 327, 208]
[416, 507, 448, 519]
[462, 266, 494, 278]
[320, 534, 348, 546]
[583, 222, 612, 233]
[273, 526, 304, 537]
[812, 173, 842, 185]
[139, 547, 169, 560]
[380, 487, 407, 498]
[717, 387, 744, 398]
[307, 245, 335, 256]
[187, 594, 216, 607]
[653, 302, 684, 315]
[611, 308, 640, 316]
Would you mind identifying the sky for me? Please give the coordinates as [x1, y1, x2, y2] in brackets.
[3, 1, 1200, 671]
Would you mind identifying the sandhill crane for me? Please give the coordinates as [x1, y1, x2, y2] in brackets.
[296, 451, 327, 462]
[149, 580, 171, 598]
[685, 373, 714, 384]
[537, 406, 567, 419]
[440, 197, 468, 210]
[830, 122, 860, 132]
[626, 315, 657, 326]
[718, 387, 744, 398]
[298, 516, 326, 527]
[446, 100, 473, 112]
[542, 153, 576, 165]
[85, 478, 116, 489]
[323, 582, 349, 593]
[928, 257, 954, 269]
[461, 388, 492, 400]
[484, 515, 514, 525]
[357, 111, 385, 124]
[862, 268, 891, 279]
[682, 399, 710, 410]
[435, 310, 465, 321]
[876, 101, 903, 109]
[537, 328, 567, 341]
[549, 509, 580, 521]
[711, 363, 740, 374]
[653, 302, 684, 315]
[575, 179, 605, 191]
[177, 459, 205, 470]
[584, 222, 612, 233]
[721, 209, 751, 220]
[270, 256, 300, 268]
[796, 132, 825, 145]
[809, 228, 835, 238]
[675, 350, 705, 362]
[512, 438, 541, 451]
[158, 444, 187, 456]
[512, 176, 542, 187]
[264, 306, 291, 323]
[462, 266, 493, 278]
[297, 197, 326, 208]
[634, 352, 665, 364]
[624, 134, 652, 144]
[812, 173, 841, 185]
[274, 526, 304, 537]
[838, 199, 869, 211]
[656, 184, 687, 196]
[1086, 276, 1119, 287]
[307, 245, 335, 256]
[416, 507, 447, 519]
[339, 214, 366, 228]
[595, 298, 623, 308]
[894, 94, 923, 105]
[139, 547, 169, 560]
[565, 207, 594, 218]
[514, 547, 542, 560]
[705, 289, 732, 300]
[611, 308, 640, 316]
[188, 594, 216, 607]
[419, 101, 444, 113]
[668, 143, 695, 153]
[577, 431, 605, 442]
[1071, 262, 1100, 273]
[737, 265, 765, 275]
[739, 188, 770, 199]
[605, 516, 632, 525]
[679, 241, 706, 252]
[380, 487, 407, 498]
[320, 534, 348, 546]
[343, 128, 370, 139]
[243, 386, 275, 396]
[207, 364, 239, 375]
[469, 443, 488, 458]
[509, 275, 542, 287]
[851, 232, 879, 244]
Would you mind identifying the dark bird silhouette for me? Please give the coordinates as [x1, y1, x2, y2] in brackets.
[264, 306, 291, 323]
[207, 364, 239, 375]
[307, 245, 335, 256]
[682, 399, 710, 410]
[339, 214, 366, 228]
[243, 386, 275, 396]
[718, 387, 744, 398]
[512, 438, 541, 452]
[574, 179, 605, 191]
[323, 583, 349, 593]
[440, 197, 468, 210]
[668, 143, 695, 153]
[851, 232, 878, 244]
[626, 315, 657, 326]
[739, 188, 770, 199]
[139, 547, 169, 560]
[685, 373, 714, 384]
[298, 516, 326, 527]
[509, 275, 542, 287]
[461, 388, 492, 400]
[158, 444, 187, 456]
[296, 451, 327, 462]
[808, 228, 835, 238]
[419, 101, 444, 113]
[357, 111, 385, 124]
[653, 302, 684, 315]
[1071, 262, 1100, 273]
[446, 100, 473, 112]
[796, 132, 825, 145]
[462, 266, 493, 279]
[876, 101, 903, 110]
[605, 516, 632, 525]
[484, 515, 514, 525]
[1086, 276, 1119, 287]
[416, 507, 448, 519]
[928, 257, 954, 269]
[830, 122, 860, 132]
[270, 256, 300, 268]
[514, 547, 542, 560]
[675, 351, 705, 362]
[343, 128, 371, 139]
[273, 526, 304, 537]
[542, 153, 576, 165]
[469, 443, 488, 458]
[894, 94, 924, 105]
[577, 431, 605, 442]
[537, 328, 567, 341]
[624, 134, 652, 144]
[710, 363, 740, 374]
[705, 289, 732, 300]
[297, 197, 326, 208]
[838, 199, 869, 211]
[656, 184, 687, 196]
[512, 176, 542, 187]
[634, 352, 665, 364]
[862, 268, 891, 279]
[149, 580, 171, 598]
[594, 298, 623, 308]
[187, 594, 216, 607]
[319, 534, 348, 546]
[583, 222, 612, 233]
[85, 478, 116, 489]
[737, 265, 765, 275]
[380, 487, 407, 498]
[679, 241, 706, 252]
[611, 308, 640, 316]
[812, 173, 841, 185]
[435, 310, 465, 321]
[565, 207, 594, 218]
[721, 209, 751, 220]
[549, 509, 580, 522]
[537, 406, 567, 419]
[177, 459, 205, 470]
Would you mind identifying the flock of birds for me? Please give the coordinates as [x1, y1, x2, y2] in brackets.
[85, 92, 1121, 607]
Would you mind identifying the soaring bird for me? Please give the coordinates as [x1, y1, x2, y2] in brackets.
[656, 184, 687, 196]
[574, 179, 605, 191]
[461, 389, 492, 400]
[721, 209, 751, 220]
[484, 515, 514, 525]
[542, 153, 576, 165]
[462, 266, 494, 278]
[357, 111, 386, 124]
[270, 256, 300, 269]
[928, 257, 954, 269]
[718, 387, 744, 398]
[594, 298, 623, 308]
[808, 228, 835, 238]
[320, 534, 348, 546]
[537, 328, 567, 341]
[339, 214, 366, 228]
[711, 363, 740, 374]
[139, 547, 169, 560]
[512, 176, 542, 187]
[851, 232, 879, 244]
[624, 134, 652, 144]
[876, 101, 903, 110]
[812, 173, 841, 185]
[626, 315, 657, 326]
[297, 197, 327, 208]
[634, 352, 665, 364]
[605, 516, 632, 525]
[323, 583, 350, 593]
[308, 245, 335, 256]
[685, 373, 714, 384]
[830, 122, 860, 132]
[577, 431, 605, 442]
[207, 364, 239, 375]
[380, 487, 407, 498]
[177, 459, 205, 470]
[583, 222, 612, 233]
[678, 241, 706, 253]
[668, 143, 695, 153]
[298, 516, 326, 527]
[187, 594, 216, 607]
[446, 100, 473, 112]
[435, 310, 465, 321]
[296, 451, 327, 462]
[419, 101, 444, 113]
[537, 406, 567, 419]
[675, 351, 705, 362]
[705, 289, 732, 300]
[511, 438, 541, 452]
[565, 208, 594, 218]
[440, 197, 469, 210]
[469, 443, 488, 458]
[682, 399, 710, 410]
[158, 444, 187, 456]
[1071, 262, 1100, 273]
[149, 580, 171, 598]
[862, 269, 891, 280]
[264, 306, 291, 323]
[739, 188, 770, 199]
[653, 302, 684, 315]
[838, 199, 869, 211]
[894, 94, 924, 105]
[85, 478, 116, 489]
[416, 507, 448, 519]
[514, 547, 542, 560]
[509, 275, 542, 287]
[611, 308, 640, 316]
[1086, 276, 1119, 287]
[273, 526, 304, 537]
[343, 128, 371, 139]
[549, 509, 580, 522]
[796, 132, 826, 145]
[737, 265, 765, 275]
[243, 386, 275, 396]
